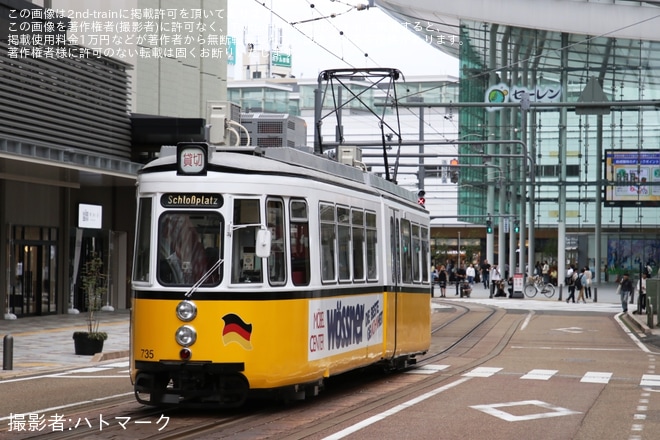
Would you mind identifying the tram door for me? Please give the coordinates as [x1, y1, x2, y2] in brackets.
[11, 243, 56, 316]
[389, 208, 401, 286]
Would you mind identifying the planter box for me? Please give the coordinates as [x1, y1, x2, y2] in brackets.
[73, 333, 105, 356]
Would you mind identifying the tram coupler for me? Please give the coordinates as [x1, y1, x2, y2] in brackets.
[3, 334, 13, 370]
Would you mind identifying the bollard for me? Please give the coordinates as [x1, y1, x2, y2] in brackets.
[593, 287, 597, 303]
[648, 304, 654, 329]
[3, 334, 13, 371]
[557, 284, 563, 301]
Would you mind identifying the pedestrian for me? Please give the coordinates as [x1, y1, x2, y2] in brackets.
[583, 266, 592, 299]
[619, 273, 633, 313]
[576, 268, 586, 303]
[437, 265, 448, 298]
[490, 265, 502, 298]
[637, 272, 647, 312]
[542, 261, 550, 284]
[455, 264, 466, 296]
[565, 264, 576, 303]
[481, 259, 491, 289]
[447, 260, 455, 284]
[550, 266, 558, 285]
[466, 264, 475, 284]
[431, 268, 439, 297]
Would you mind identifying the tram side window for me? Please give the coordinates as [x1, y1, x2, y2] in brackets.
[421, 226, 429, 282]
[412, 224, 421, 282]
[232, 199, 262, 284]
[320, 203, 336, 282]
[337, 206, 351, 282]
[290, 200, 310, 286]
[401, 219, 412, 283]
[267, 198, 286, 285]
[352, 209, 365, 281]
[158, 212, 222, 286]
[133, 197, 152, 282]
[366, 211, 378, 281]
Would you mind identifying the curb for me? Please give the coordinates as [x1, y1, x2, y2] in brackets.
[623, 312, 653, 336]
[91, 350, 129, 362]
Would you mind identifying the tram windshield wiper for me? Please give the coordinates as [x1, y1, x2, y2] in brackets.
[184, 258, 223, 298]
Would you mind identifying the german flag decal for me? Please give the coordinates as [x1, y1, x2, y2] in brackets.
[221, 313, 253, 350]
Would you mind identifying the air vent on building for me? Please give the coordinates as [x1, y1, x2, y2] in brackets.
[257, 137, 283, 148]
[258, 121, 283, 134]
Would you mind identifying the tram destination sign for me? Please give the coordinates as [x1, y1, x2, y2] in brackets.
[605, 150, 660, 207]
[161, 193, 223, 208]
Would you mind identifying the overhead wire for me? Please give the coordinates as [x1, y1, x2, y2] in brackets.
[245, 0, 660, 166]
[250, 0, 379, 69]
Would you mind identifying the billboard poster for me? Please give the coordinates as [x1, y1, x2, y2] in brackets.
[604, 150, 660, 206]
[308, 294, 384, 361]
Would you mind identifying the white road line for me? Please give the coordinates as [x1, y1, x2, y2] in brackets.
[52, 375, 128, 379]
[322, 376, 472, 440]
[615, 313, 652, 354]
[521, 369, 557, 380]
[102, 361, 130, 368]
[511, 346, 638, 352]
[405, 364, 450, 375]
[640, 374, 660, 387]
[581, 372, 613, 384]
[68, 367, 111, 373]
[520, 311, 533, 331]
[0, 392, 134, 422]
[471, 400, 581, 421]
[463, 367, 502, 377]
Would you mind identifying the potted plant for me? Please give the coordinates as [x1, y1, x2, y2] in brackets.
[73, 252, 108, 355]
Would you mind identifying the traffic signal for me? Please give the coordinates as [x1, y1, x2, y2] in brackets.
[417, 190, 426, 207]
[486, 219, 493, 234]
[514, 220, 520, 234]
[449, 159, 459, 183]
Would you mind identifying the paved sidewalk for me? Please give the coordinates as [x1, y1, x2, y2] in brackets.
[433, 281, 660, 338]
[0, 309, 129, 380]
[1, 281, 658, 380]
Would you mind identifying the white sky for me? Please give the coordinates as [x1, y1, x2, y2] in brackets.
[226, 0, 459, 79]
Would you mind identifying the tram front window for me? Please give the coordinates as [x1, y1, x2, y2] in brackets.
[158, 212, 223, 286]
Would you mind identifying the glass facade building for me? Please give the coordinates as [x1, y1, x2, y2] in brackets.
[377, 1, 660, 280]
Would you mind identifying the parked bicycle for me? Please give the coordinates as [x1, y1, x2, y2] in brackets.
[524, 276, 556, 298]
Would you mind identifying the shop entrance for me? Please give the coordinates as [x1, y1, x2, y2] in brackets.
[9, 226, 58, 316]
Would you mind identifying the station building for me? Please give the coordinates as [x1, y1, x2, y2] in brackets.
[375, 0, 660, 281]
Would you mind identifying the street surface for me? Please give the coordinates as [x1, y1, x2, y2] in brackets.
[1, 288, 658, 439]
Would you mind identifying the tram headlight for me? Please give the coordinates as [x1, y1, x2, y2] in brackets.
[176, 300, 197, 322]
[175, 325, 197, 347]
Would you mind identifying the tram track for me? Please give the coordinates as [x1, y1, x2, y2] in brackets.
[422, 299, 506, 363]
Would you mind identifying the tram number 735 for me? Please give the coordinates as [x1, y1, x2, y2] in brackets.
[140, 348, 155, 359]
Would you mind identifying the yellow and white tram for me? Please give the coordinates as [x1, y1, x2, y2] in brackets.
[130, 143, 431, 407]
